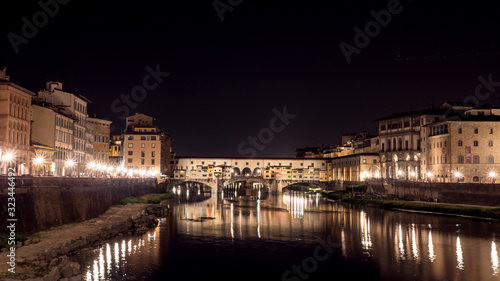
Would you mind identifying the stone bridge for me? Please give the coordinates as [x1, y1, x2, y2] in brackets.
[169, 177, 332, 193]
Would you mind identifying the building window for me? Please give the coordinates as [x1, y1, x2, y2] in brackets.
[489, 140, 493, 147]
[473, 155, 480, 164]
[128, 136, 133, 140]
[488, 155, 494, 164]
[151, 143, 156, 148]
[151, 159, 155, 165]
[474, 141, 478, 147]
[458, 128, 462, 134]
[152, 151, 155, 157]
[141, 151, 145, 157]
[128, 158, 132, 163]
[141, 143, 145, 148]
[141, 159, 145, 165]
[141, 136, 146, 140]
[458, 140, 463, 147]
[474, 128, 478, 134]
[363, 159, 366, 164]
[128, 143, 133, 148]
[457, 155, 464, 164]
[128, 151, 133, 155]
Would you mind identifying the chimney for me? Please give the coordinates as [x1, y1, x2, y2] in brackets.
[0, 67, 10, 81]
[46, 81, 63, 92]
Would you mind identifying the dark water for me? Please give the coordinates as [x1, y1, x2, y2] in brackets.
[73, 185, 500, 281]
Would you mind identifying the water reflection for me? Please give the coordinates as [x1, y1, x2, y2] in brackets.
[73, 191, 500, 281]
[492, 240, 499, 276]
[428, 228, 436, 262]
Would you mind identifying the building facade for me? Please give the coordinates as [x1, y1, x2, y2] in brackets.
[423, 108, 500, 183]
[36, 81, 91, 176]
[31, 102, 75, 176]
[109, 135, 123, 166]
[123, 114, 163, 178]
[88, 117, 112, 164]
[377, 108, 448, 180]
[0, 69, 34, 174]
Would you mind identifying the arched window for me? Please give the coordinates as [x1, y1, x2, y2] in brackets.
[473, 176, 479, 182]
[488, 155, 494, 164]
[458, 140, 463, 146]
[473, 155, 480, 164]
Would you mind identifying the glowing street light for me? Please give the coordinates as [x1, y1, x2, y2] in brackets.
[65, 159, 75, 167]
[489, 171, 497, 183]
[454, 171, 462, 183]
[3, 152, 14, 162]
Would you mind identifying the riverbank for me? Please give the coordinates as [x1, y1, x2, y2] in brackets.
[322, 191, 500, 220]
[0, 193, 172, 281]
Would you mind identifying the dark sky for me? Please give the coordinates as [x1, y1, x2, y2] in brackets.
[1, 0, 499, 157]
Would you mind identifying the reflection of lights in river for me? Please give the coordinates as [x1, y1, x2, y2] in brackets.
[106, 243, 111, 274]
[99, 248, 104, 278]
[114, 242, 119, 269]
[456, 236, 464, 270]
[257, 199, 261, 238]
[230, 203, 234, 240]
[411, 224, 418, 260]
[360, 211, 372, 252]
[283, 192, 305, 219]
[428, 229, 436, 262]
[84, 228, 161, 280]
[397, 224, 405, 260]
[492, 240, 499, 275]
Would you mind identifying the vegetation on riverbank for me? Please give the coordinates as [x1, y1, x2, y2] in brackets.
[321, 191, 500, 220]
[119, 192, 173, 205]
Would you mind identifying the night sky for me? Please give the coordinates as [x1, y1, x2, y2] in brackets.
[1, 0, 499, 157]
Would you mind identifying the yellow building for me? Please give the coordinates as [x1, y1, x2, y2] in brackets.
[88, 117, 112, 164]
[331, 153, 380, 181]
[109, 135, 123, 166]
[123, 126, 162, 178]
[423, 108, 500, 183]
[0, 69, 34, 175]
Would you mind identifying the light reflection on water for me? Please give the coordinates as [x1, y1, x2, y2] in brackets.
[73, 189, 500, 281]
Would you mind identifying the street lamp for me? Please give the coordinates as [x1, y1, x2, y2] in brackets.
[489, 171, 497, 183]
[65, 159, 75, 177]
[454, 171, 462, 183]
[426, 172, 433, 182]
[33, 155, 45, 175]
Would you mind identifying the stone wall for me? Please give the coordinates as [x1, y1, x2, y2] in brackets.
[380, 180, 500, 206]
[0, 177, 161, 234]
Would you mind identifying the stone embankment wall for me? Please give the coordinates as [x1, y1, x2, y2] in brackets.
[3, 204, 170, 281]
[369, 180, 500, 206]
[0, 177, 165, 234]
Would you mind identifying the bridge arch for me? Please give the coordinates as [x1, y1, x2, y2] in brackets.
[242, 167, 252, 177]
[232, 167, 241, 176]
[253, 167, 262, 177]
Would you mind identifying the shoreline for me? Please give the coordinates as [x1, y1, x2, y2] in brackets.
[323, 191, 500, 221]
[1, 194, 171, 281]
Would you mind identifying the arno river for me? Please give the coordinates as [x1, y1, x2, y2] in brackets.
[73, 183, 500, 281]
